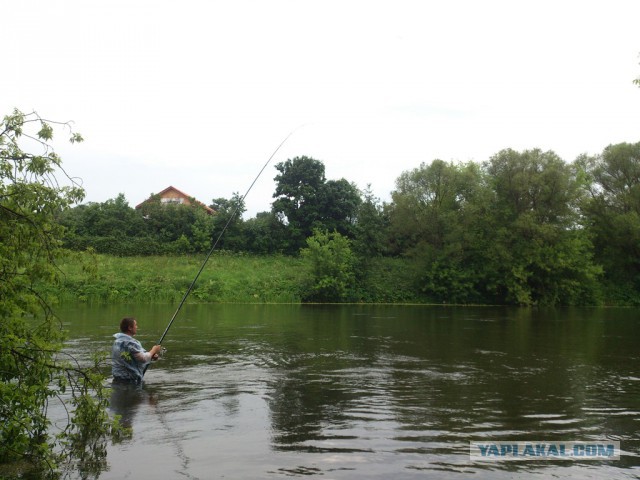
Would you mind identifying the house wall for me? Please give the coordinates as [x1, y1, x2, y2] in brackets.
[160, 190, 191, 205]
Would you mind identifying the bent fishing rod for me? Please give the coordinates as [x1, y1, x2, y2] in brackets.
[144, 127, 301, 375]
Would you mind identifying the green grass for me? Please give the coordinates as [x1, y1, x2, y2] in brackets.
[50, 251, 423, 304]
[53, 251, 308, 304]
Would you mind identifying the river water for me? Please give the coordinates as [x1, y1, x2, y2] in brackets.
[57, 304, 640, 479]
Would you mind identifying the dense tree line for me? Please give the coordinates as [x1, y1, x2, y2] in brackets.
[58, 143, 640, 305]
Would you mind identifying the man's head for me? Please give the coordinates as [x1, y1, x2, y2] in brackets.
[120, 317, 138, 335]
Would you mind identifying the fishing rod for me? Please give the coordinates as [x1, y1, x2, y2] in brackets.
[144, 127, 302, 374]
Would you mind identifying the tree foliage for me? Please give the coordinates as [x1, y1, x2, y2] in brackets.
[351, 185, 388, 261]
[243, 211, 285, 254]
[387, 151, 602, 305]
[272, 156, 326, 252]
[272, 156, 361, 253]
[388, 160, 489, 303]
[481, 149, 601, 305]
[209, 192, 246, 251]
[0, 109, 122, 478]
[300, 229, 356, 302]
[578, 142, 640, 301]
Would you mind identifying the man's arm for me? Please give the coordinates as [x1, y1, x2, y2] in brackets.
[133, 344, 163, 363]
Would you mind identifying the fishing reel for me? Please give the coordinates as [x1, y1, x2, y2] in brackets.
[152, 347, 167, 361]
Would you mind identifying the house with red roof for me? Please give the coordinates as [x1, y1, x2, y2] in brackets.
[135, 186, 215, 215]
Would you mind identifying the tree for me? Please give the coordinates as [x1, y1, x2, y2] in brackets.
[244, 211, 285, 254]
[483, 149, 601, 305]
[73, 194, 143, 237]
[190, 206, 216, 253]
[0, 109, 122, 478]
[137, 196, 199, 243]
[352, 185, 387, 261]
[272, 156, 361, 253]
[387, 151, 602, 305]
[58, 193, 151, 254]
[209, 193, 246, 251]
[272, 156, 327, 252]
[578, 142, 640, 302]
[318, 178, 361, 237]
[388, 160, 488, 303]
[390, 159, 466, 252]
[300, 229, 356, 302]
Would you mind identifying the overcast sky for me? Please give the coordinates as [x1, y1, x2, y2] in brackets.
[5, 0, 640, 217]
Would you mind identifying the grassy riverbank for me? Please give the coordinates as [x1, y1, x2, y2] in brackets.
[52, 251, 421, 304]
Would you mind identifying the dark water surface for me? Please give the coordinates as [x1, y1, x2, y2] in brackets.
[59, 304, 640, 479]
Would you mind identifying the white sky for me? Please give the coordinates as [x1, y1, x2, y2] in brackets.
[4, 0, 640, 217]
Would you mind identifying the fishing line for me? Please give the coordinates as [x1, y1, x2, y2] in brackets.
[144, 126, 304, 375]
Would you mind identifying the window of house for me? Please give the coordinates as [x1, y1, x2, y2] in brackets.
[161, 197, 184, 205]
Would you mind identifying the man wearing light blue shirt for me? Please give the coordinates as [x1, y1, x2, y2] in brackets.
[112, 317, 162, 384]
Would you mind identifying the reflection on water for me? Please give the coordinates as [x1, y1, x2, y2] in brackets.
[109, 382, 156, 428]
[56, 304, 640, 479]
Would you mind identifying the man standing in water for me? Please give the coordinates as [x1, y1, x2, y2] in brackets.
[112, 317, 162, 384]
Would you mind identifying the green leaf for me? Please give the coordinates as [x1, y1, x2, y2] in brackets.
[37, 122, 53, 140]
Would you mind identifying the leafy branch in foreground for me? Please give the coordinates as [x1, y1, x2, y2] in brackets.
[0, 109, 124, 479]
